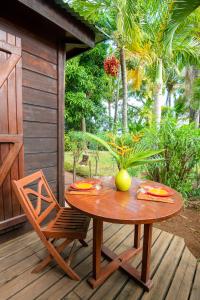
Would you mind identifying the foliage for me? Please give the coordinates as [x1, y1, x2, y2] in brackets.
[85, 131, 164, 170]
[64, 0, 200, 204]
[64, 151, 117, 177]
[65, 43, 110, 132]
[64, 131, 86, 158]
[143, 117, 200, 200]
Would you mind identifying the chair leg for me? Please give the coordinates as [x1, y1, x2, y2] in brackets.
[66, 240, 77, 266]
[47, 240, 80, 281]
[32, 238, 72, 273]
[79, 239, 88, 247]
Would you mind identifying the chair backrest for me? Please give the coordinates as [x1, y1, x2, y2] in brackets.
[12, 170, 60, 229]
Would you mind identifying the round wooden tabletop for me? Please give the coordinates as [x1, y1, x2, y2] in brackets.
[65, 177, 183, 224]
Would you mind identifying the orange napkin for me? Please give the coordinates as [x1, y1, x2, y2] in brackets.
[137, 187, 174, 204]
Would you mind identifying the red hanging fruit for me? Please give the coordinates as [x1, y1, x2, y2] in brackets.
[104, 55, 120, 77]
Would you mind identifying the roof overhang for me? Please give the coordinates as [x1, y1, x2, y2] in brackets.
[16, 0, 108, 59]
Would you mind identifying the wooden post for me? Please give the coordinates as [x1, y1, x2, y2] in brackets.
[134, 224, 141, 249]
[141, 224, 153, 283]
[57, 43, 65, 205]
[93, 218, 103, 280]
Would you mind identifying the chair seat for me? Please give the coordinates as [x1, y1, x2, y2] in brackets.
[42, 207, 90, 239]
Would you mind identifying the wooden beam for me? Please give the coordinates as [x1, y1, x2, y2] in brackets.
[0, 214, 26, 230]
[66, 43, 88, 49]
[66, 47, 90, 60]
[17, 0, 95, 47]
[57, 43, 65, 205]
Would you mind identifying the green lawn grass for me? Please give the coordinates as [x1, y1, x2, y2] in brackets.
[64, 151, 118, 177]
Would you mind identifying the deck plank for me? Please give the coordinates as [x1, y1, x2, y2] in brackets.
[0, 223, 96, 287]
[0, 232, 38, 259]
[36, 224, 132, 300]
[140, 235, 185, 300]
[5, 224, 122, 300]
[0, 222, 105, 299]
[165, 247, 197, 300]
[0, 221, 94, 274]
[87, 228, 162, 300]
[190, 263, 200, 300]
[0, 224, 197, 300]
[115, 229, 174, 300]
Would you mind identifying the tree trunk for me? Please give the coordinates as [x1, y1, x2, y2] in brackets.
[81, 117, 86, 132]
[154, 58, 163, 125]
[195, 110, 200, 128]
[120, 47, 128, 132]
[114, 75, 120, 128]
[108, 101, 112, 131]
[81, 116, 87, 151]
[166, 89, 172, 107]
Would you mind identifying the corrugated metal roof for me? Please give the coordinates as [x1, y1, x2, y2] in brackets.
[54, 0, 108, 43]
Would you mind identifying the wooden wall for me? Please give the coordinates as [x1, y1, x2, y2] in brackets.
[22, 34, 59, 195]
[0, 17, 62, 201]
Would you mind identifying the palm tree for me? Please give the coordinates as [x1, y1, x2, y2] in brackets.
[67, 0, 200, 126]
[125, 0, 200, 124]
[66, 0, 136, 132]
[191, 73, 200, 127]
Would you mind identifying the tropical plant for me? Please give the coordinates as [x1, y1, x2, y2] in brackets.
[143, 117, 200, 200]
[67, 0, 200, 128]
[191, 76, 200, 127]
[126, 0, 200, 124]
[67, 0, 137, 132]
[84, 131, 164, 170]
[65, 43, 109, 132]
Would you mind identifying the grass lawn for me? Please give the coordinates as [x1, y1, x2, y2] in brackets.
[64, 151, 118, 177]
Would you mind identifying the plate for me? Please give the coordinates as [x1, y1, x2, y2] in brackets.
[146, 187, 174, 197]
[70, 181, 95, 190]
[84, 179, 101, 185]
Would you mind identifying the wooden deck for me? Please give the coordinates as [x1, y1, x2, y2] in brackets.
[0, 222, 199, 300]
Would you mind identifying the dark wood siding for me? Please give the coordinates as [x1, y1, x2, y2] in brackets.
[0, 19, 59, 197]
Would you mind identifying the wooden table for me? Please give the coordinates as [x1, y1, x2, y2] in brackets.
[65, 177, 183, 291]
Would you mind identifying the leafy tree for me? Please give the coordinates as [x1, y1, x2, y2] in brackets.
[67, 0, 136, 132]
[67, 0, 200, 128]
[125, 0, 200, 124]
[65, 43, 110, 132]
[143, 116, 200, 200]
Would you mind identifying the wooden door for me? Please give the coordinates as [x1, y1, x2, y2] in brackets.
[0, 30, 25, 231]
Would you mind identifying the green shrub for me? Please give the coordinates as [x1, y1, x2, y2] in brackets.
[143, 117, 200, 200]
[64, 131, 86, 153]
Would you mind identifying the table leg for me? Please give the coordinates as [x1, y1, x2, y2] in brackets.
[92, 218, 103, 280]
[134, 224, 141, 248]
[141, 223, 153, 287]
[88, 221, 152, 291]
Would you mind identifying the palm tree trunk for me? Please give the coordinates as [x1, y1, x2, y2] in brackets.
[166, 89, 172, 107]
[81, 117, 86, 132]
[185, 66, 195, 123]
[120, 47, 128, 132]
[195, 110, 199, 128]
[108, 101, 112, 131]
[114, 75, 120, 128]
[154, 58, 163, 125]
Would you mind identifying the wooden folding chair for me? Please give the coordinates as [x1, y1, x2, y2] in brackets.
[12, 170, 90, 280]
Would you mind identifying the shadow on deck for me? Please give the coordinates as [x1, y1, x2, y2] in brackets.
[0, 222, 199, 300]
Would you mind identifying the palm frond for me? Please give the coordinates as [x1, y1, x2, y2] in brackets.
[170, 0, 200, 24]
[85, 132, 120, 163]
[123, 148, 164, 169]
[127, 158, 164, 168]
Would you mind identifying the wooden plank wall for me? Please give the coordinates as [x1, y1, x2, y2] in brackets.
[0, 18, 60, 198]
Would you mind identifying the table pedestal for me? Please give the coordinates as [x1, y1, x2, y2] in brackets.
[88, 219, 153, 292]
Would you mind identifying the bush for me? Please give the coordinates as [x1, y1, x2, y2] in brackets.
[64, 131, 86, 153]
[143, 117, 200, 200]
